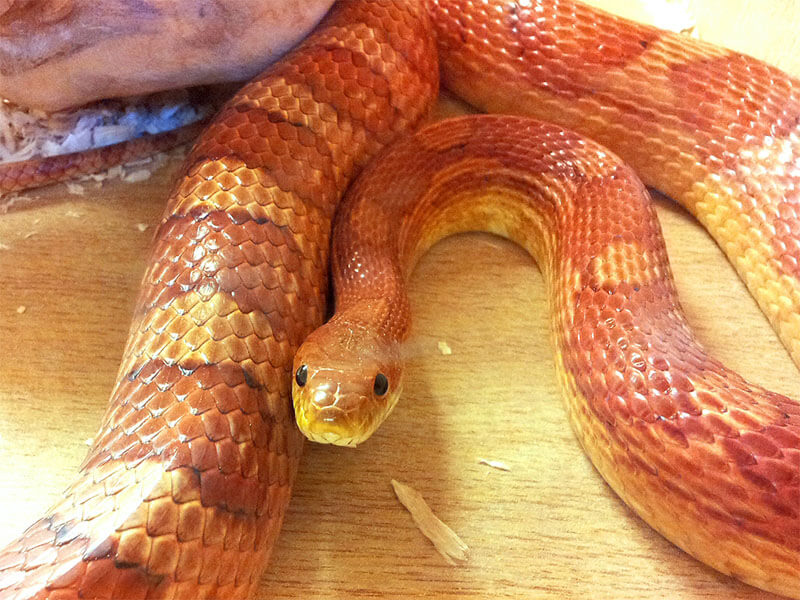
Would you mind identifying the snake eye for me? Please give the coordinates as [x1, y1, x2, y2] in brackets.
[373, 373, 389, 396]
[295, 365, 308, 387]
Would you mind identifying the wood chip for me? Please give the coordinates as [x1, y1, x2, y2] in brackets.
[136, 223, 149, 232]
[15, 305, 26, 314]
[391, 479, 468, 565]
[437, 340, 452, 355]
[478, 458, 510, 472]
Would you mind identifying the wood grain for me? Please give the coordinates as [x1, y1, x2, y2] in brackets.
[0, 1, 797, 598]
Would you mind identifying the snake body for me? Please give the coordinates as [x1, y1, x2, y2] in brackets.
[0, 2, 438, 598]
[293, 114, 800, 596]
[0, 0, 799, 599]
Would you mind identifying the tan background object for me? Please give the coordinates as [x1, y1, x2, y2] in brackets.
[0, 0, 336, 111]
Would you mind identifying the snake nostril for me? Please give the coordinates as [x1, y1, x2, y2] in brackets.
[373, 372, 389, 396]
[296, 364, 308, 387]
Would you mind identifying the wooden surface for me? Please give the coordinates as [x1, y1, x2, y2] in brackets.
[0, 1, 798, 598]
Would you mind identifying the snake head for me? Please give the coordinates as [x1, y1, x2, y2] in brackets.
[292, 313, 404, 447]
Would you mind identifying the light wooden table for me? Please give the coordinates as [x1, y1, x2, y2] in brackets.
[0, 1, 797, 599]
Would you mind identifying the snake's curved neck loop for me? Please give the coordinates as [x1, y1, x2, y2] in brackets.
[323, 114, 800, 598]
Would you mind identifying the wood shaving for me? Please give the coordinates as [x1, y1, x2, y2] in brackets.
[64, 182, 86, 196]
[391, 479, 468, 565]
[65, 210, 82, 218]
[0, 242, 9, 250]
[84, 438, 94, 446]
[23, 231, 36, 239]
[136, 223, 149, 232]
[15, 305, 26, 314]
[122, 169, 154, 183]
[0, 194, 32, 212]
[478, 458, 511, 472]
[437, 340, 452, 355]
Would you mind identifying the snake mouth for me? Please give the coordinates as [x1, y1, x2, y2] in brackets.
[303, 428, 362, 447]
[294, 402, 371, 447]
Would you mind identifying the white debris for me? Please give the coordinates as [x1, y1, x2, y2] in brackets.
[478, 458, 511, 472]
[65, 182, 86, 196]
[391, 479, 469, 565]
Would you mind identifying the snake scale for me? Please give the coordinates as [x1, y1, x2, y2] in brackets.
[0, 0, 798, 599]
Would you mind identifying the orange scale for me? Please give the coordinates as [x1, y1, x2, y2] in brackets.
[680, 412, 716, 444]
[197, 471, 230, 515]
[604, 393, 632, 424]
[700, 408, 739, 436]
[176, 504, 204, 545]
[222, 518, 245, 555]
[133, 420, 165, 451]
[758, 456, 800, 490]
[739, 466, 779, 495]
[267, 414, 293, 450]
[196, 544, 223, 586]
[46, 562, 84, 591]
[764, 425, 800, 449]
[727, 406, 771, 431]
[214, 439, 242, 477]
[236, 520, 258, 555]
[80, 559, 123, 600]
[588, 347, 610, 375]
[628, 452, 659, 478]
[162, 441, 193, 472]
[174, 538, 203, 582]
[739, 430, 783, 459]
[145, 499, 179, 540]
[117, 405, 150, 438]
[721, 437, 758, 467]
[649, 388, 678, 418]
[213, 554, 240, 588]
[626, 392, 656, 423]
[647, 370, 671, 395]
[197, 412, 228, 444]
[656, 417, 690, 449]
[244, 413, 271, 450]
[150, 428, 182, 460]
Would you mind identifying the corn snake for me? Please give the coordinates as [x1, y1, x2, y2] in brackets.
[0, 0, 796, 596]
